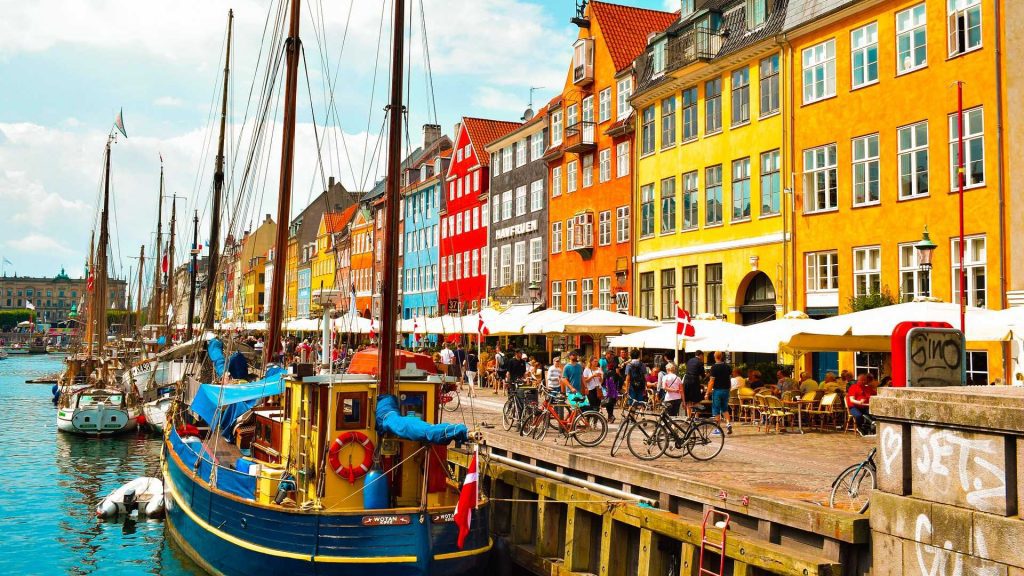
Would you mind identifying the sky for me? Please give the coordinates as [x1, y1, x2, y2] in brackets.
[0, 0, 673, 283]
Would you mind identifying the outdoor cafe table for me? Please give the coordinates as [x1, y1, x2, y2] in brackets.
[781, 399, 817, 434]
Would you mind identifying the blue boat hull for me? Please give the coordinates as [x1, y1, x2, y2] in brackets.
[163, 441, 491, 576]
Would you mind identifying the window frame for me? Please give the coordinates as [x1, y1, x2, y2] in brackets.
[852, 245, 881, 297]
[760, 149, 781, 216]
[640, 184, 656, 238]
[616, 77, 633, 121]
[598, 87, 612, 123]
[681, 86, 698, 141]
[805, 251, 839, 293]
[898, 120, 930, 200]
[731, 157, 751, 221]
[731, 67, 750, 126]
[661, 95, 677, 149]
[803, 143, 839, 213]
[852, 133, 880, 207]
[947, 0, 983, 57]
[682, 170, 699, 230]
[600, 147, 613, 183]
[896, 3, 928, 75]
[598, 210, 612, 246]
[704, 263, 723, 317]
[951, 234, 987, 308]
[705, 78, 723, 135]
[616, 206, 630, 243]
[551, 221, 562, 254]
[759, 54, 780, 117]
[551, 166, 562, 198]
[641, 105, 656, 156]
[705, 164, 723, 226]
[898, 242, 931, 300]
[850, 22, 879, 89]
[802, 39, 837, 104]
[615, 142, 630, 178]
[567, 160, 578, 193]
[948, 106, 985, 190]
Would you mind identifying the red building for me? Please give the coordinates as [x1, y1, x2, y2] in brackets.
[439, 117, 521, 314]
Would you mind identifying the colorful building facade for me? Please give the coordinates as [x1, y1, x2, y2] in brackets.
[349, 208, 375, 317]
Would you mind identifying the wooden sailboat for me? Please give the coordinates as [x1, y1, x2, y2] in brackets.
[162, 2, 491, 574]
[57, 133, 141, 436]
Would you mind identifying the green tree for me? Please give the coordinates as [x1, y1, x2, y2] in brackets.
[847, 286, 898, 313]
[0, 309, 32, 330]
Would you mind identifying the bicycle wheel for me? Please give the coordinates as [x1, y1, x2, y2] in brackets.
[502, 398, 516, 431]
[627, 418, 666, 460]
[662, 418, 690, 459]
[610, 417, 631, 457]
[830, 464, 876, 513]
[533, 412, 551, 441]
[686, 421, 724, 461]
[572, 412, 608, 447]
[519, 405, 540, 437]
[441, 389, 460, 412]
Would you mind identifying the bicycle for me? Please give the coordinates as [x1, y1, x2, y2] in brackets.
[520, 391, 608, 447]
[626, 410, 724, 461]
[609, 399, 651, 457]
[829, 447, 877, 514]
[439, 381, 461, 412]
[501, 383, 538, 431]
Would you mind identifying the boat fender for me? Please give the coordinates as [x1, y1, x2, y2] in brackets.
[96, 500, 118, 518]
[144, 493, 165, 518]
[327, 431, 375, 484]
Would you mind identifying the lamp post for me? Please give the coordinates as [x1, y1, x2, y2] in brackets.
[527, 281, 541, 311]
[913, 226, 937, 298]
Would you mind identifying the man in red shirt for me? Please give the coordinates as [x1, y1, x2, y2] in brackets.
[846, 374, 876, 436]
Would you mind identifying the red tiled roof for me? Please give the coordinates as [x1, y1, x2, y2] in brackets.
[462, 117, 522, 166]
[590, 1, 677, 72]
[323, 204, 358, 234]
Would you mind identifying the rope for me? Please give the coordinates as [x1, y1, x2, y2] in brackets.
[321, 444, 427, 511]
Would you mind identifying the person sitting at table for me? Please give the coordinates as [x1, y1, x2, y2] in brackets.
[820, 372, 843, 393]
[774, 368, 797, 395]
[730, 367, 746, 390]
[846, 374, 877, 436]
[746, 369, 765, 391]
[798, 371, 819, 395]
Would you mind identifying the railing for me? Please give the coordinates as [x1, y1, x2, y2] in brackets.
[564, 120, 596, 153]
[666, 27, 723, 72]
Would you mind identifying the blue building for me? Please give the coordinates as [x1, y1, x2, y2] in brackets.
[400, 126, 450, 348]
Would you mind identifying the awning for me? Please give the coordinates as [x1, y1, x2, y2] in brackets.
[541, 309, 658, 335]
[190, 367, 286, 436]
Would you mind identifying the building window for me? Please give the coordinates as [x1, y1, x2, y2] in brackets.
[502, 190, 513, 220]
[491, 247, 499, 284]
[551, 111, 563, 145]
[491, 196, 500, 223]
[616, 206, 630, 243]
[599, 276, 612, 311]
[529, 239, 542, 282]
[731, 157, 751, 221]
[660, 176, 676, 234]
[760, 149, 780, 216]
[579, 154, 592, 188]
[641, 106, 656, 155]
[704, 264, 722, 317]
[455, 253, 463, 280]
[896, 4, 927, 74]
[599, 210, 611, 246]
[681, 87, 698, 141]
[616, 142, 630, 177]
[705, 165, 723, 226]
[682, 171, 698, 229]
[617, 77, 633, 120]
[513, 241, 526, 284]
[802, 39, 836, 104]
[598, 87, 611, 123]
[660, 268, 676, 320]
[530, 179, 543, 212]
[567, 104, 578, 133]
[640, 184, 656, 237]
[851, 23, 879, 88]
[705, 78, 722, 134]
[899, 243, 931, 300]
[948, 0, 982, 56]
[681, 0, 695, 16]
[952, 235, 987, 307]
[502, 146, 513, 171]
[566, 218, 575, 251]
[747, 0, 767, 28]
[551, 281, 562, 311]
[599, 149, 611, 183]
[567, 160, 578, 193]
[949, 107, 985, 189]
[582, 278, 594, 311]
[803, 144, 838, 212]
[965, 350, 988, 385]
[898, 121, 930, 199]
[639, 272, 655, 320]
[551, 221, 562, 253]
[852, 134, 880, 206]
[682, 265, 698, 313]
[500, 244, 512, 287]
[567, 280, 578, 314]
[481, 204, 488, 225]
[853, 246, 881, 297]
[551, 166, 562, 198]
[854, 352, 885, 379]
[661, 96, 676, 148]
[731, 67, 750, 126]
[651, 39, 666, 76]
[806, 251, 839, 292]
[516, 140, 527, 167]
[531, 132, 544, 160]
[515, 186, 527, 216]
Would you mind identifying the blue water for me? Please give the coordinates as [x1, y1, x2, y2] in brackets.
[0, 355, 200, 575]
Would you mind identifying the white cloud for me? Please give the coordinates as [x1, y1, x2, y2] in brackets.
[5, 234, 76, 256]
[472, 86, 532, 116]
[154, 96, 184, 108]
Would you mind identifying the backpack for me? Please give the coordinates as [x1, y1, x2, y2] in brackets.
[627, 360, 647, 390]
[496, 352, 506, 370]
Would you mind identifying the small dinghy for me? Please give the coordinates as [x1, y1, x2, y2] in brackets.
[96, 477, 164, 518]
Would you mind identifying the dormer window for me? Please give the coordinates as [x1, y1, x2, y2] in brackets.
[573, 38, 594, 85]
[747, 0, 768, 30]
[681, 0, 695, 17]
[651, 38, 667, 76]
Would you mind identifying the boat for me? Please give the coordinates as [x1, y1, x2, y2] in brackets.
[163, 5, 490, 574]
[96, 476, 165, 518]
[6, 344, 30, 355]
[141, 394, 173, 433]
[0, 349, 7, 360]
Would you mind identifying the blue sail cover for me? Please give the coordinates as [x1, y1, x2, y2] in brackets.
[191, 367, 286, 436]
[375, 394, 468, 445]
[207, 337, 226, 378]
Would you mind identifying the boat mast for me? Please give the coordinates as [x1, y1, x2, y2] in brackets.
[166, 196, 177, 332]
[186, 210, 199, 340]
[378, 0, 406, 394]
[203, 8, 233, 333]
[265, 0, 302, 365]
[85, 232, 95, 357]
[95, 136, 113, 356]
[151, 161, 164, 328]
[135, 244, 144, 335]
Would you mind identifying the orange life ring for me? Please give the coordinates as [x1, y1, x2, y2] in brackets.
[328, 431, 375, 484]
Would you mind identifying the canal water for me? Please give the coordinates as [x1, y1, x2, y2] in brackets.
[0, 355, 199, 575]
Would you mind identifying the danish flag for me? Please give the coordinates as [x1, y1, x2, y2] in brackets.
[675, 302, 695, 338]
[477, 313, 489, 336]
[453, 450, 479, 549]
[413, 318, 421, 342]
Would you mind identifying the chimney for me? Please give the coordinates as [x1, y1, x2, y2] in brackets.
[329, 176, 335, 190]
[423, 123, 441, 149]
[265, 213, 272, 223]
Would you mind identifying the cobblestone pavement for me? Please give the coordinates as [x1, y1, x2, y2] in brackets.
[448, 388, 876, 507]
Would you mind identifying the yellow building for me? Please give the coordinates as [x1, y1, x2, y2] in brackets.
[242, 253, 266, 322]
[310, 210, 356, 311]
[632, 1, 790, 327]
[285, 234, 298, 321]
[787, 0, 1011, 381]
[237, 215, 276, 323]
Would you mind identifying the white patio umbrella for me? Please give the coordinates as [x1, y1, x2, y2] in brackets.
[520, 308, 574, 335]
[541, 309, 657, 335]
[608, 318, 744, 349]
[333, 313, 373, 334]
[686, 311, 822, 354]
[484, 304, 539, 336]
[285, 318, 321, 332]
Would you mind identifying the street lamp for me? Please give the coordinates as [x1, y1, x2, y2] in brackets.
[527, 281, 541, 309]
[913, 226, 937, 297]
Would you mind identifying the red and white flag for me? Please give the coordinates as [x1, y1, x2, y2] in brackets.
[413, 318, 421, 342]
[675, 302, 695, 338]
[368, 320, 376, 341]
[161, 252, 169, 274]
[86, 269, 95, 292]
[477, 313, 489, 336]
[453, 450, 478, 549]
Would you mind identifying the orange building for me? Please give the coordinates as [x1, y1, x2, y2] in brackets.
[349, 208, 375, 318]
[545, 1, 676, 316]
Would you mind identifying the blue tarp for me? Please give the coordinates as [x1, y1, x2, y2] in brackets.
[169, 428, 256, 500]
[375, 394, 468, 445]
[207, 337, 226, 378]
[190, 367, 286, 437]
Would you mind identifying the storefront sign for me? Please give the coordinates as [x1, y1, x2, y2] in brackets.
[494, 219, 537, 240]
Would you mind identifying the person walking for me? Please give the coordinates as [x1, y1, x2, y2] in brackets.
[583, 357, 604, 412]
[464, 347, 479, 397]
[661, 363, 683, 417]
[623, 349, 648, 406]
[562, 352, 584, 396]
[439, 343, 455, 378]
[506, 349, 527, 389]
[546, 357, 563, 395]
[683, 350, 706, 417]
[704, 351, 733, 434]
[494, 345, 508, 394]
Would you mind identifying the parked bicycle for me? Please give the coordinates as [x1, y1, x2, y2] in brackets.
[520, 390, 608, 447]
[626, 410, 724, 461]
[829, 447, 877, 513]
[501, 382, 538, 431]
[439, 381, 460, 412]
[610, 399, 652, 457]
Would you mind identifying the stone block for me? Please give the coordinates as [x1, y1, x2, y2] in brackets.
[870, 531, 904, 576]
[877, 422, 910, 495]
[870, 491, 930, 541]
[972, 512, 1024, 569]
[909, 424, 1010, 515]
[902, 540, 1007, 576]
[929, 502, 973, 555]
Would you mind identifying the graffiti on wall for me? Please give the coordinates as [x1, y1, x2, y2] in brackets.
[912, 426, 1006, 514]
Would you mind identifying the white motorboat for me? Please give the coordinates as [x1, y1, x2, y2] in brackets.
[96, 476, 165, 518]
[57, 387, 140, 436]
[141, 395, 173, 433]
